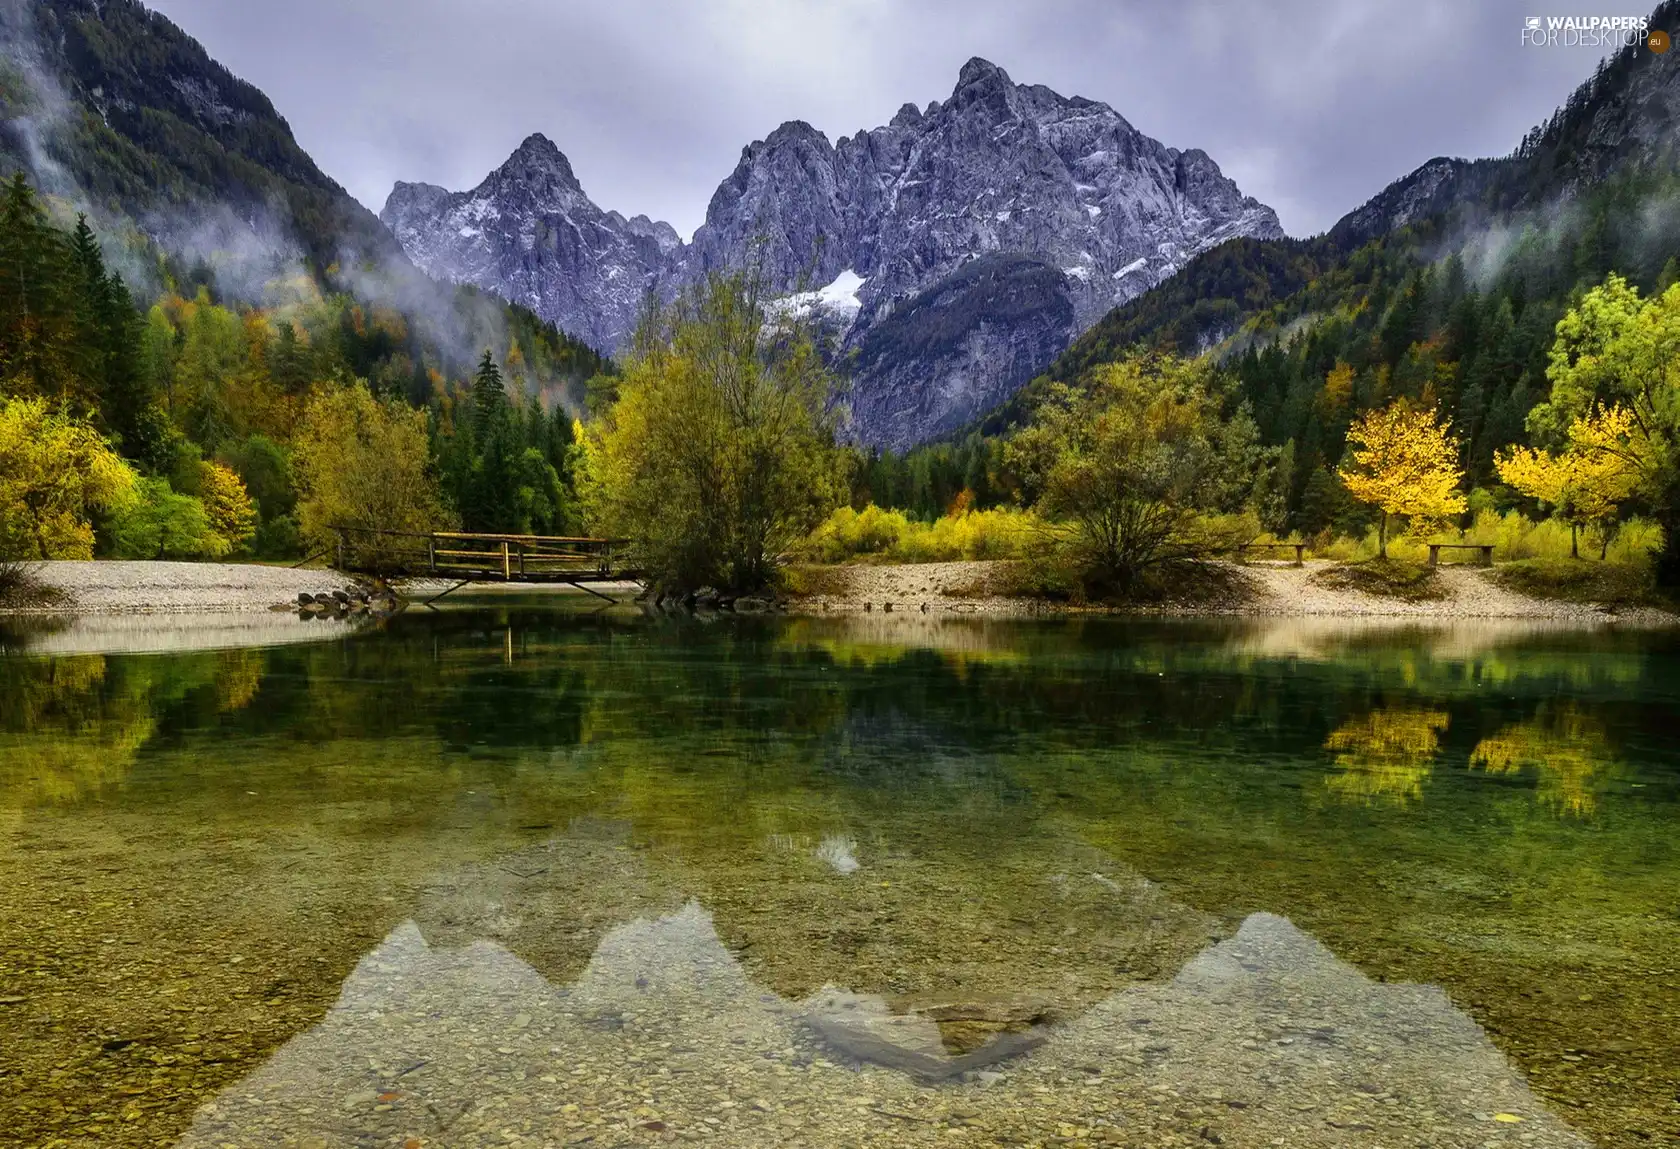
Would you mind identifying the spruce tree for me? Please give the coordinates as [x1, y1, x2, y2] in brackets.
[462, 351, 519, 532]
[0, 175, 78, 400]
[471, 350, 506, 433]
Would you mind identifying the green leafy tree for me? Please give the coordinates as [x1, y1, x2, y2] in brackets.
[109, 478, 227, 559]
[1528, 274, 1680, 581]
[1005, 353, 1255, 594]
[581, 271, 846, 592]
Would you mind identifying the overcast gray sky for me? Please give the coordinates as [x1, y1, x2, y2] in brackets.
[146, 0, 1619, 239]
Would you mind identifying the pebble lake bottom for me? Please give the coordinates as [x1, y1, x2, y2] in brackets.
[1, 603, 1677, 1148]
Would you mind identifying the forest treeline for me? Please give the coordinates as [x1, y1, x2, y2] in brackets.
[0, 176, 605, 561]
[5, 156, 1679, 599]
[857, 165, 1680, 559]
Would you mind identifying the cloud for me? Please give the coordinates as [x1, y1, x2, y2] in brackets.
[142, 0, 1610, 238]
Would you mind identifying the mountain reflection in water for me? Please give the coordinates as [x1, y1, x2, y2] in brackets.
[1, 606, 1675, 1148]
[177, 842, 1585, 1149]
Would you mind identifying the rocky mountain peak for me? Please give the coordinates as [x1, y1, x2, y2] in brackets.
[382, 60, 1283, 447]
[490, 132, 583, 196]
[889, 103, 924, 129]
[955, 56, 1011, 91]
[759, 120, 831, 151]
[949, 56, 1019, 116]
[378, 131, 679, 352]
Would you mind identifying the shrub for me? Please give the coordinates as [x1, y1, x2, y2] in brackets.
[797, 505, 1044, 564]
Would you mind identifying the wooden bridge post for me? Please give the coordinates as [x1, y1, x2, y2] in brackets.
[428, 535, 437, 575]
[1428, 544, 1441, 567]
[502, 540, 511, 581]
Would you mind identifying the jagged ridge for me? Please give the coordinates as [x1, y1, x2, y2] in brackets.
[380, 58, 1283, 446]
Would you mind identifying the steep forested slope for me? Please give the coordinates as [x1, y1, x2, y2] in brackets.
[1011, 4, 1680, 535]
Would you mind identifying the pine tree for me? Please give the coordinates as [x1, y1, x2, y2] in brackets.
[0, 175, 79, 401]
[270, 321, 312, 396]
[471, 350, 507, 434]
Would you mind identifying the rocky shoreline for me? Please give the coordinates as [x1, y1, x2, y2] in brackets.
[785, 559, 1680, 626]
[4, 561, 369, 616]
[6, 558, 1676, 627]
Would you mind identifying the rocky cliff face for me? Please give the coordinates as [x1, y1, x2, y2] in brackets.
[381, 135, 678, 353]
[382, 59, 1283, 446]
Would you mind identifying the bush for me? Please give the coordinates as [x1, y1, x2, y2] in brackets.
[1490, 558, 1658, 605]
[798, 504, 1044, 564]
[251, 514, 301, 559]
[1302, 511, 1662, 566]
[0, 561, 67, 609]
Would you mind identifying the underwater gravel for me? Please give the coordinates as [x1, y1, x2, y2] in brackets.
[173, 903, 1590, 1149]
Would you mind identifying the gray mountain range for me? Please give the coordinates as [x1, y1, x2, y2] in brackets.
[381, 58, 1283, 448]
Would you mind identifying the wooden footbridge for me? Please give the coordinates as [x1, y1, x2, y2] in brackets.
[330, 526, 643, 602]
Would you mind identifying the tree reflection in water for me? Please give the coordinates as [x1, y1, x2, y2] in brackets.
[1472, 703, 1622, 817]
[1322, 706, 1451, 805]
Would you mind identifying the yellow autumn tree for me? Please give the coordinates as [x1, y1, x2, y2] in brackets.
[1317, 361, 1354, 418]
[198, 461, 259, 556]
[0, 395, 138, 559]
[292, 382, 453, 567]
[1339, 399, 1467, 557]
[1495, 407, 1640, 559]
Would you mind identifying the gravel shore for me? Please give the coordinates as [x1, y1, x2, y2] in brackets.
[10, 558, 1675, 626]
[9, 561, 363, 614]
[790, 559, 1678, 625]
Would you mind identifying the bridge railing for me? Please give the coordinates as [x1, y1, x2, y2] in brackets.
[329, 526, 633, 580]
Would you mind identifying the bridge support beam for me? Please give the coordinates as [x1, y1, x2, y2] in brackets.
[422, 579, 475, 609]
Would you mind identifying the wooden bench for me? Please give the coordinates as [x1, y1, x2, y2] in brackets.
[1234, 542, 1306, 566]
[1427, 543, 1494, 567]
